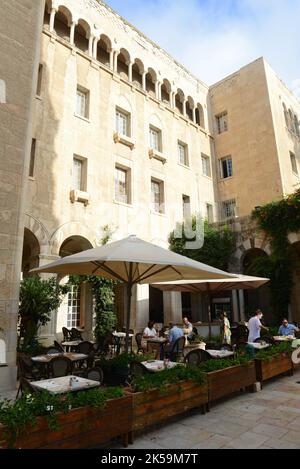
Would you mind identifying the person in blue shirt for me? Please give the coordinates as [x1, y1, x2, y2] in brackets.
[278, 319, 299, 337]
[168, 322, 184, 344]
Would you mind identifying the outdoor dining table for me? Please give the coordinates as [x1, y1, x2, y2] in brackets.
[30, 375, 100, 395]
[61, 340, 82, 352]
[112, 332, 134, 355]
[247, 342, 270, 350]
[273, 335, 295, 342]
[142, 360, 180, 372]
[206, 349, 234, 359]
[31, 352, 88, 363]
[146, 337, 167, 360]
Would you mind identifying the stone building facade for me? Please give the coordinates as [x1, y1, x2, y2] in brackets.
[1, 0, 300, 390]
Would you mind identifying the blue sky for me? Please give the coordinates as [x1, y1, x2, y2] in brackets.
[105, 0, 300, 97]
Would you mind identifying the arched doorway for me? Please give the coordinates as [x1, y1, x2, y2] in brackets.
[56, 236, 93, 336]
[21, 228, 40, 278]
[289, 241, 300, 325]
[242, 248, 272, 321]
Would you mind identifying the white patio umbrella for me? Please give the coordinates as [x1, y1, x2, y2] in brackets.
[32, 235, 237, 352]
[152, 274, 269, 339]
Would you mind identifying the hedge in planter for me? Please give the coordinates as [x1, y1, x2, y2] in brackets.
[255, 342, 293, 386]
[0, 387, 132, 449]
[199, 355, 256, 404]
[127, 365, 208, 433]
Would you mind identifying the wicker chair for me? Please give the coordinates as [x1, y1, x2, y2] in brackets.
[46, 347, 61, 355]
[18, 377, 37, 397]
[54, 340, 65, 352]
[16, 354, 42, 398]
[70, 328, 83, 341]
[48, 356, 72, 378]
[62, 327, 72, 341]
[184, 349, 203, 365]
[76, 341, 95, 367]
[84, 367, 104, 384]
[129, 361, 149, 379]
[164, 336, 186, 362]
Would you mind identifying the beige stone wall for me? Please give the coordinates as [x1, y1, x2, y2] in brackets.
[264, 61, 300, 196]
[210, 58, 284, 219]
[0, 0, 43, 390]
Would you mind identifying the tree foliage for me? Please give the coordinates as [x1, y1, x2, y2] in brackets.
[169, 218, 235, 271]
[18, 277, 69, 347]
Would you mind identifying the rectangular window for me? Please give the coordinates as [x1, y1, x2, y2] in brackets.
[201, 154, 211, 177]
[67, 285, 81, 328]
[220, 156, 233, 179]
[222, 199, 236, 219]
[206, 203, 214, 223]
[178, 141, 189, 166]
[73, 156, 87, 191]
[182, 195, 191, 220]
[151, 178, 164, 214]
[116, 108, 130, 136]
[149, 126, 161, 152]
[216, 112, 228, 134]
[36, 64, 43, 96]
[290, 152, 298, 175]
[29, 138, 36, 177]
[115, 166, 130, 204]
[76, 86, 89, 118]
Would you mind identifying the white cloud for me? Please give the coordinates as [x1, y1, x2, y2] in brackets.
[105, 0, 300, 94]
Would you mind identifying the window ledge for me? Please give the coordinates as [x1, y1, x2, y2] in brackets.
[113, 132, 135, 149]
[151, 210, 167, 218]
[74, 113, 90, 123]
[178, 162, 190, 170]
[149, 148, 167, 164]
[292, 171, 299, 178]
[70, 189, 90, 206]
[28, 176, 36, 181]
[35, 95, 43, 101]
[113, 200, 132, 208]
[219, 176, 233, 182]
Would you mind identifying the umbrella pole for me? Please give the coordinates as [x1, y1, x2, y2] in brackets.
[125, 281, 133, 354]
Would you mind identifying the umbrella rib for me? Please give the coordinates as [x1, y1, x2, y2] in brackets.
[92, 261, 127, 283]
[138, 265, 175, 283]
[134, 264, 157, 283]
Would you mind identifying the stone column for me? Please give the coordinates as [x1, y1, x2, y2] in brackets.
[69, 21, 77, 45]
[128, 62, 133, 82]
[232, 290, 239, 323]
[239, 290, 246, 322]
[142, 71, 147, 91]
[93, 37, 99, 60]
[136, 285, 149, 331]
[49, 8, 57, 33]
[192, 107, 196, 123]
[163, 292, 182, 324]
[109, 50, 114, 70]
[183, 99, 187, 117]
[113, 50, 119, 72]
[88, 35, 94, 57]
[156, 81, 161, 100]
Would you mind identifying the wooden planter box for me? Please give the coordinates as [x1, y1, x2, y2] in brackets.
[0, 395, 132, 449]
[206, 361, 256, 404]
[128, 380, 208, 432]
[255, 355, 293, 385]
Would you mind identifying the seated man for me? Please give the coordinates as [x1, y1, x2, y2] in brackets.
[163, 322, 184, 357]
[183, 316, 193, 343]
[278, 319, 299, 337]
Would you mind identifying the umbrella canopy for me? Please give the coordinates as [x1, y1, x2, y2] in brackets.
[32, 235, 237, 352]
[151, 274, 269, 293]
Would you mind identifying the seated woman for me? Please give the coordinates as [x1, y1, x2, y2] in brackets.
[142, 320, 158, 356]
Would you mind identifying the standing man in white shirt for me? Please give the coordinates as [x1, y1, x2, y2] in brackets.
[248, 310, 269, 343]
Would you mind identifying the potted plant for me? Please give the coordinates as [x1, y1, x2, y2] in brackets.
[0, 387, 132, 449]
[127, 365, 208, 434]
[199, 355, 256, 405]
[255, 342, 293, 386]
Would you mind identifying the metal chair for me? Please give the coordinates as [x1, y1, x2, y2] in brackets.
[135, 333, 143, 354]
[48, 356, 72, 378]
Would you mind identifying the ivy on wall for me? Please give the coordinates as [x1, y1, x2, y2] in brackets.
[251, 188, 300, 322]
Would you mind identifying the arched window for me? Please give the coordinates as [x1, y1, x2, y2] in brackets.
[161, 79, 171, 105]
[195, 103, 205, 128]
[294, 114, 300, 137]
[283, 103, 289, 128]
[74, 19, 90, 54]
[22, 228, 40, 278]
[175, 89, 185, 115]
[132, 59, 144, 88]
[117, 48, 130, 80]
[146, 68, 157, 97]
[186, 96, 194, 121]
[97, 34, 111, 66]
[54, 6, 72, 42]
[43, 0, 51, 28]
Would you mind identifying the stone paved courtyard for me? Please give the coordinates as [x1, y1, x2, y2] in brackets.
[1, 369, 300, 449]
[111, 368, 300, 450]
